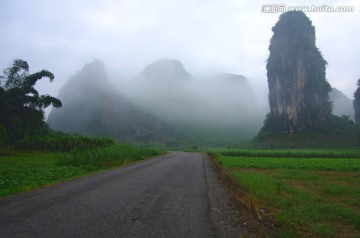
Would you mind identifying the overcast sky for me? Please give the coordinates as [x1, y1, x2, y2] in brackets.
[1, 0, 359, 103]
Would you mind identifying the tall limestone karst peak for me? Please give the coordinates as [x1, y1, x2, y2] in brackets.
[270, 11, 315, 48]
[141, 59, 191, 80]
[265, 11, 331, 134]
[74, 59, 107, 83]
[82, 58, 105, 71]
[57, 59, 111, 99]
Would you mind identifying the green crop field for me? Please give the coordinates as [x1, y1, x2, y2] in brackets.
[0, 144, 164, 197]
[211, 149, 360, 238]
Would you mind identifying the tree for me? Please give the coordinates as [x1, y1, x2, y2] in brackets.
[0, 59, 62, 142]
[354, 79, 360, 124]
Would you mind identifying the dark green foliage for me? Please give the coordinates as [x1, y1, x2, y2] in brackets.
[16, 131, 115, 152]
[319, 114, 356, 135]
[257, 113, 293, 136]
[56, 144, 164, 171]
[0, 122, 6, 146]
[0, 59, 62, 143]
[253, 114, 360, 149]
[353, 79, 360, 124]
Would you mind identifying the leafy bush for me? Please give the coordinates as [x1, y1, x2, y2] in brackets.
[16, 132, 114, 152]
[56, 144, 164, 171]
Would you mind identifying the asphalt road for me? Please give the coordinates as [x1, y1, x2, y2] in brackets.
[0, 152, 245, 238]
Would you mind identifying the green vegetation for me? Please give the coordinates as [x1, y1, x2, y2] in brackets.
[0, 59, 62, 143]
[212, 149, 360, 238]
[0, 152, 86, 197]
[57, 144, 163, 171]
[218, 156, 360, 172]
[221, 149, 360, 159]
[0, 143, 164, 197]
[254, 115, 360, 149]
[16, 131, 115, 152]
[0, 60, 164, 198]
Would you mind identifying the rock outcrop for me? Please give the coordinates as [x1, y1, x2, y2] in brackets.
[266, 11, 331, 134]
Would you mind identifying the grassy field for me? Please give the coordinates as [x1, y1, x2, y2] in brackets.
[0, 144, 164, 197]
[212, 149, 360, 238]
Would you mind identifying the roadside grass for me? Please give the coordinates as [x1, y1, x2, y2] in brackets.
[56, 144, 163, 170]
[212, 150, 360, 238]
[221, 149, 360, 159]
[0, 145, 164, 197]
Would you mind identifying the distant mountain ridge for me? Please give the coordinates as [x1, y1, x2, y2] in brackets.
[141, 59, 191, 81]
[48, 59, 263, 146]
[47, 60, 174, 143]
[329, 88, 354, 120]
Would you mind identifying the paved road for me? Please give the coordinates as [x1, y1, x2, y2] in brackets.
[0, 152, 243, 238]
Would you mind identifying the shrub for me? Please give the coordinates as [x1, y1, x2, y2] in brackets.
[16, 132, 114, 152]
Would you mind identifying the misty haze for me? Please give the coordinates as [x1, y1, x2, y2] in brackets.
[47, 59, 264, 146]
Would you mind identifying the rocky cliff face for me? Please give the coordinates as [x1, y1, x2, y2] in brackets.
[266, 11, 331, 134]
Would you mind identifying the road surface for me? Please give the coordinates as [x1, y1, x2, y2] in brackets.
[0, 152, 245, 238]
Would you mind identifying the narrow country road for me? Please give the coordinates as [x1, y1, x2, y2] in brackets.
[0, 152, 244, 238]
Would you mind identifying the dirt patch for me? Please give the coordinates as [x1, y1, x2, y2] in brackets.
[226, 167, 277, 175]
[286, 180, 319, 194]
